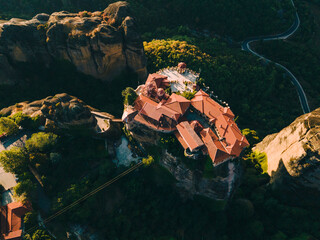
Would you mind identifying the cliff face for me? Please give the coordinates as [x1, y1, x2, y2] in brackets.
[0, 1, 147, 85]
[127, 122, 241, 201]
[254, 108, 320, 204]
[161, 150, 241, 200]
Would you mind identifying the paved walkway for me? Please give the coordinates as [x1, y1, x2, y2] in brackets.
[94, 116, 110, 133]
[0, 131, 32, 190]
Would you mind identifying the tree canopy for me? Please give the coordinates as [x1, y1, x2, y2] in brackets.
[25, 132, 58, 153]
[0, 117, 19, 136]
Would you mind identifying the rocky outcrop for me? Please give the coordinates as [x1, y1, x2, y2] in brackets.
[0, 93, 110, 133]
[127, 122, 241, 200]
[0, 1, 147, 85]
[161, 150, 241, 200]
[254, 107, 320, 204]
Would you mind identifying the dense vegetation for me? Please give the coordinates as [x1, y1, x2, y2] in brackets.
[255, 0, 320, 110]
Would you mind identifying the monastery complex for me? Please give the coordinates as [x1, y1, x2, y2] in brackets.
[122, 63, 249, 166]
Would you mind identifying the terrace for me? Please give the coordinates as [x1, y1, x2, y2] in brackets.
[157, 66, 199, 93]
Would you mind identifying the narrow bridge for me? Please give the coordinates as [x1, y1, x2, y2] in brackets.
[111, 119, 123, 123]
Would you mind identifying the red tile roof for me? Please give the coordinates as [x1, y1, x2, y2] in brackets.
[163, 94, 190, 115]
[134, 113, 177, 131]
[174, 131, 189, 150]
[145, 73, 170, 90]
[176, 121, 204, 152]
[199, 128, 231, 165]
[191, 89, 249, 163]
[135, 95, 181, 122]
[1, 202, 30, 240]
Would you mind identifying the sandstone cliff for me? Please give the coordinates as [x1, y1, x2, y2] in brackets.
[0, 1, 147, 85]
[254, 107, 320, 204]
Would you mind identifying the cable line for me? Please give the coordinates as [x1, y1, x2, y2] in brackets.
[26, 161, 143, 234]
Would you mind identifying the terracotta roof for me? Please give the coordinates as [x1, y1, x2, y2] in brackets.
[174, 131, 189, 150]
[133, 113, 176, 131]
[163, 94, 190, 115]
[135, 95, 181, 122]
[176, 121, 204, 152]
[1, 202, 30, 240]
[178, 62, 187, 69]
[199, 128, 231, 165]
[145, 73, 170, 89]
[2, 230, 22, 240]
[191, 89, 249, 161]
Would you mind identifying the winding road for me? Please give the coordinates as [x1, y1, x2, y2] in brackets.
[242, 0, 310, 114]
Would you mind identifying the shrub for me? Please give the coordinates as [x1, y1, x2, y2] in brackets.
[78, 11, 91, 17]
[36, 23, 48, 32]
[0, 117, 19, 136]
[9, 112, 42, 130]
[122, 87, 138, 106]
[142, 155, 154, 166]
[242, 128, 259, 146]
[179, 91, 196, 100]
[31, 229, 52, 240]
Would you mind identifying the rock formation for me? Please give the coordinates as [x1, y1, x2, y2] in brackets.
[161, 150, 241, 200]
[0, 1, 147, 85]
[127, 121, 241, 200]
[0, 93, 102, 132]
[254, 107, 320, 205]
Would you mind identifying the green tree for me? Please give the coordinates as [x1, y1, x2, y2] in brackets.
[0, 147, 28, 174]
[142, 155, 154, 166]
[122, 87, 138, 106]
[242, 128, 259, 146]
[25, 132, 58, 153]
[9, 112, 42, 130]
[0, 117, 19, 135]
[14, 179, 36, 198]
[180, 91, 196, 100]
[9, 112, 29, 126]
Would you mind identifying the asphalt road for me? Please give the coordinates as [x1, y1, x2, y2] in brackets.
[242, 0, 310, 114]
